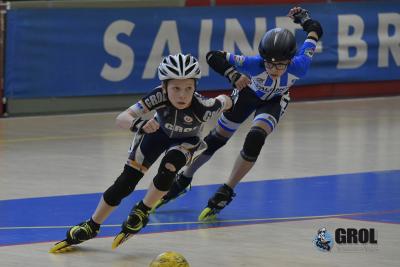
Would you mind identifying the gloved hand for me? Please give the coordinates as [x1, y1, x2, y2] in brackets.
[288, 7, 323, 39]
[141, 118, 160, 134]
[130, 118, 148, 133]
[288, 6, 311, 26]
[231, 72, 251, 91]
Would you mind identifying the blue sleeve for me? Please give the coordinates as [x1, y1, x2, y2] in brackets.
[288, 39, 317, 78]
[226, 53, 264, 76]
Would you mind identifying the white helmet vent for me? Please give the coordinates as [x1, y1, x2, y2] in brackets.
[158, 53, 201, 81]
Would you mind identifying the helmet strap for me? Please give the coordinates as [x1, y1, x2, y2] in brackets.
[162, 81, 171, 103]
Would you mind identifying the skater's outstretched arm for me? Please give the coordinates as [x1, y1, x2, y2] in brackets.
[116, 99, 160, 134]
[116, 100, 148, 130]
[288, 6, 323, 41]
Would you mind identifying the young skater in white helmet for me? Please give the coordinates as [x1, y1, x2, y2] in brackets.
[50, 53, 233, 252]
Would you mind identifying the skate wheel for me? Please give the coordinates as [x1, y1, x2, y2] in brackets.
[112, 232, 131, 250]
[49, 240, 70, 253]
[198, 207, 217, 221]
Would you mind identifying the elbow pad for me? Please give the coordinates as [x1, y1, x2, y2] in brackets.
[303, 19, 323, 40]
[206, 51, 242, 85]
[206, 51, 235, 77]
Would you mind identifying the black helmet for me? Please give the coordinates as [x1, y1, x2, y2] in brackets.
[258, 28, 297, 62]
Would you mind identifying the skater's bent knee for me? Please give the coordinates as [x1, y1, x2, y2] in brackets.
[103, 165, 144, 206]
[153, 150, 187, 191]
[240, 126, 267, 162]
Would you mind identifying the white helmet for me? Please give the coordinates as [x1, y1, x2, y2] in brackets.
[158, 53, 201, 81]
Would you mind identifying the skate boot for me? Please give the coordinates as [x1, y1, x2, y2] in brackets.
[112, 201, 150, 249]
[151, 172, 193, 213]
[198, 184, 236, 221]
[49, 219, 100, 253]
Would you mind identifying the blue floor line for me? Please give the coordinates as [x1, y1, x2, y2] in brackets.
[1, 170, 399, 246]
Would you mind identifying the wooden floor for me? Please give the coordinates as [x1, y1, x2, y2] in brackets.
[1, 96, 400, 266]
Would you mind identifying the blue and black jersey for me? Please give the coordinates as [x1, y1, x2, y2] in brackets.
[225, 39, 317, 100]
[134, 87, 224, 138]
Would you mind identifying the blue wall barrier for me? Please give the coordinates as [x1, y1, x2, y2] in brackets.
[5, 2, 400, 98]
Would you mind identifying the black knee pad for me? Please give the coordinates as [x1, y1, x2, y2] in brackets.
[240, 126, 267, 162]
[153, 150, 187, 191]
[203, 129, 229, 156]
[103, 165, 144, 206]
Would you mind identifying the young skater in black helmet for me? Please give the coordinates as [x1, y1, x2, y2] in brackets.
[154, 7, 323, 221]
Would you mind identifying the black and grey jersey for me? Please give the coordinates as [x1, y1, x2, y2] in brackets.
[140, 86, 223, 138]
